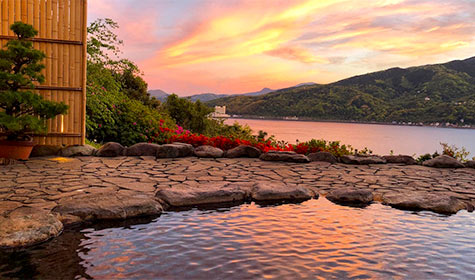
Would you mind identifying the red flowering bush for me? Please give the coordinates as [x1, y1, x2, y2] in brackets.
[170, 133, 286, 152]
[137, 121, 357, 157]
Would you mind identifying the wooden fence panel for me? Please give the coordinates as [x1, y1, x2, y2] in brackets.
[0, 0, 87, 146]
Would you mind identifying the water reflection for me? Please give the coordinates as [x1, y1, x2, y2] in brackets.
[0, 230, 89, 279]
[0, 217, 157, 280]
[1, 198, 475, 279]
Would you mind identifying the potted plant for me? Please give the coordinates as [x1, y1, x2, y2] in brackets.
[0, 22, 68, 160]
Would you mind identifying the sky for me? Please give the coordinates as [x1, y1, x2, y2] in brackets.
[88, 0, 475, 96]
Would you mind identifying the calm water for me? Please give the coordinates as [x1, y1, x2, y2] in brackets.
[225, 118, 475, 157]
[1, 198, 475, 279]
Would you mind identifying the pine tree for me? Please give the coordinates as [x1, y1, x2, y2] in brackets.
[0, 22, 68, 141]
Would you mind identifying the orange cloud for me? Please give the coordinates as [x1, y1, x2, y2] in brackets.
[90, 0, 475, 94]
[265, 46, 329, 64]
[152, 0, 344, 67]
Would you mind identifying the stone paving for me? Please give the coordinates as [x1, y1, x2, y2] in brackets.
[2, 156, 475, 216]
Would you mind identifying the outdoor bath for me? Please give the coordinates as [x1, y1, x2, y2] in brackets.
[2, 197, 475, 279]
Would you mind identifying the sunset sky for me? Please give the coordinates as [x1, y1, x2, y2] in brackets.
[89, 0, 475, 96]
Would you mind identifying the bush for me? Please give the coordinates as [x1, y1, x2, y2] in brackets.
[416, 143, 469, 163]
[440, 142, 469, 162]
[416, 153, 433, 163]
[86, 71, 175, 146]
[291, 139, 355, 157]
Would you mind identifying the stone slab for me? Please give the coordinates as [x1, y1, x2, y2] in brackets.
[0, 207, 63, 248]
[53, 193, 163, 226]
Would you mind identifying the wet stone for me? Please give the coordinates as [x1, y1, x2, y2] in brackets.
[53, 193, 163, 226]
[250, 182, 315, 202]
[326, 188, 374, 205]
[155, 183, 250, 207]
[0, 207, 63, 249]
[382, 192, 470, 215]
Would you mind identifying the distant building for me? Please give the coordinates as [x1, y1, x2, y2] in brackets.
[283, 116, 299, 120]
[210, 106, 230, 119]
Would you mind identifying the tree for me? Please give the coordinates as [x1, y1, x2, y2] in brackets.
[164, 94, 213, 133]
[85, 19, 175, 145]
[0, 22, 68, 141]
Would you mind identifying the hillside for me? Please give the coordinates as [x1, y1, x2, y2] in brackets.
[188, 93, 228, 102]
[207, 57, 475, 125]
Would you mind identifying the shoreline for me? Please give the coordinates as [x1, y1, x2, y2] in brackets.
[226, 116, 475, 130]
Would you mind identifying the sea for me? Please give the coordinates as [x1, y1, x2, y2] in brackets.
[225, 118, 475, 158]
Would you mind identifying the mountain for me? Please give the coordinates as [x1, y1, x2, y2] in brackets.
[206, 57, 475, 125]
[185, 88, 274, 102]
[148, 89, 169, 101]
[147, 87, 276, 102]
[148, 84, 311, 102]
[188, 93, 228, 102]
[243, 87, 275, 96]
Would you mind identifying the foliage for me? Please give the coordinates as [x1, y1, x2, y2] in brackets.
[86, 64, 174, 146]
[440, 142, 470, 162]
[86, 18, 123, 65]
[207, 57, 475, 125]
[291, 139, 356, 157]
[416, 143, 469, 163]
[0, 22, 68, 141]
[163, 94, 213, 133]
[207, 121, 255, 141]
[141, 120, 361, 157]
[85, 138, 102, 149]
[85, 19, 177, 146]
[416, 153, 433, 163]
[115, 61, 161, 108]
[163, 94, 254, 139]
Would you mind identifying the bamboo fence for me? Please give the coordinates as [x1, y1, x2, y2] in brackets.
[0, 0, 87, 146]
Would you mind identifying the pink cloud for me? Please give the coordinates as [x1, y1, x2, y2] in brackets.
[88, 0, 475, 95]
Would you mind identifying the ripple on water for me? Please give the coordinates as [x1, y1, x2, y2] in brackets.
[1, 197, 475, 279]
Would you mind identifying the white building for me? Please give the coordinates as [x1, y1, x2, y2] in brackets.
[210, 106, 230, 119]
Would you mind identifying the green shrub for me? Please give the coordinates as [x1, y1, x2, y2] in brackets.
[416, 153, 433, 163]
[440, 142, 470, 162]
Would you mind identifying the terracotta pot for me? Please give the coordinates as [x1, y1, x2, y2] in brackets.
[0, 140, 35, 160]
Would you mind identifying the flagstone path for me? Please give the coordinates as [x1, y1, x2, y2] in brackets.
[1, 156, 475, 216]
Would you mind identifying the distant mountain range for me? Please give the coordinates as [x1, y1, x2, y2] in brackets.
[206, 57, 475, 125]
[148, 83, 316, 102]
